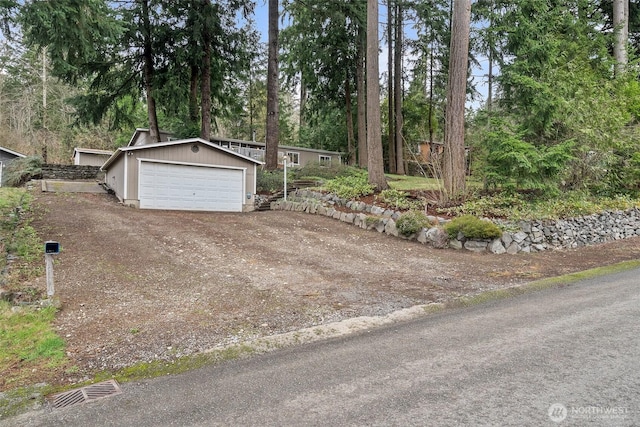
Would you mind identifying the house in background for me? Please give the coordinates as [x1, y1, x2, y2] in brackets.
[128, 129, 343, 167]
[73, 148, 114, 166]
[127, 128, 175, 147]
[101, 137, 262, 212]
[210, 136, 342, 167]
[416, 141, 444, 165]
[0, 146, 26, 186]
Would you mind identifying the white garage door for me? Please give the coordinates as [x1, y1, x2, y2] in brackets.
[139, 162, 243, 211]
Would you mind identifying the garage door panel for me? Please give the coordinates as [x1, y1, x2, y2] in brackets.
[139, 162, 243, 211]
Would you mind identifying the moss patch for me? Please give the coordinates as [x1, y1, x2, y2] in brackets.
[449, 259, 640, 309]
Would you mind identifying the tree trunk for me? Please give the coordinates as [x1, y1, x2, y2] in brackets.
[357, 25, 368, 168]
[141, 0, 160, 143]
[345, 77, 356, 165]
[189, 65, 199, 126]
[613, 0, 628, 76]
[265, 0, 280, 170]
[487, 5, 494, 124]
[394, 2, 405, 175]
[200, 0, 212, 140]
[249, 63, 255, 140]
[428, 38, 435, 145]
[387, 0, 396, 174]
[366, 0, 389, 190]
[299, 70, 307, 134]
[443, 0, 470, 198]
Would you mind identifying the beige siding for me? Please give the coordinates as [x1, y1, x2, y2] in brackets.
[104, 155, 126, 202]
[299, 151, 335, 166]
[132, 130, 172, 146]
[279, 149, 340, 167]
[77, 153, 111, 167]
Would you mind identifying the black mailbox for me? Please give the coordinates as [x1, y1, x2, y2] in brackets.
[45, 241, 60, 254]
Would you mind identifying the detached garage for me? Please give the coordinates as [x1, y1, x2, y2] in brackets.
[101, 138, 262, 212]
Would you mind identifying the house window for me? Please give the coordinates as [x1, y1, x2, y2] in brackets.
[286, 151, 300, 166]
[319, 155, 331, 166]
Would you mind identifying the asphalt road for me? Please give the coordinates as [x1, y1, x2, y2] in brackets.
[6, 268, 639, 426]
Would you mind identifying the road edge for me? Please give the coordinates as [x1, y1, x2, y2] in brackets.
[241, 259, 640, 353]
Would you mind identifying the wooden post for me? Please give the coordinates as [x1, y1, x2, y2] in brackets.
[44, 241, 60, 305]
[45, 253, 54, 299]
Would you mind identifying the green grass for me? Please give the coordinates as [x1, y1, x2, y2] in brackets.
[386, 174, 441, 191]
[0, 188, 45, 291]
[0, 301, 67, 388]
[0, 187, 29, 210]
[0, 187, 69, 397]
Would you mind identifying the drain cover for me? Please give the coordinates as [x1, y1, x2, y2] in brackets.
[50, 380, 122, 409]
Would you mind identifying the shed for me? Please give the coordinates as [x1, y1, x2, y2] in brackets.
[73, 148, 114, 166]
[0, 146, 26, 186]
[127, 128, 174, 147]
[101, 138, 262, 212]
[417, 141, 444, 164]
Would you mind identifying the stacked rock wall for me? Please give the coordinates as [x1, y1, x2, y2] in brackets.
[271, 190, 640, 254]
[41, 164, 103, 180]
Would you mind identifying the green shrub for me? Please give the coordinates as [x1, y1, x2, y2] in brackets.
[256, 168, 289, 193]
[396, 210, 433, 237]
[377, 189, 419, 210]
[293, 161, 357, 181]
[4, 156, 42, 187]
[324, 170, 374, 199]
[441, 193, 526, 218]
[479, 123, 573, 191]
[444, 215, 502, 239]
[365, 216, 379, 226]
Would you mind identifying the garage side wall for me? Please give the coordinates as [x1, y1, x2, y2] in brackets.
[126, 143, 257, 208]
[104, 156, 126, 202]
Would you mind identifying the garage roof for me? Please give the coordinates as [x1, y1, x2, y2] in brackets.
[101, 138, 264, 171]
[126, 128, 175, 147]
[0, 146, 26, 158]
[73, 147, 114, 157]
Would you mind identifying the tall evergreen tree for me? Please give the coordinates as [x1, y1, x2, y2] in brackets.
[410, 0, 450, 145]
[138, 0, 161, 142]
[394, 1, 405, 175]
[443, 0, 471, 197]
[498, 1, 612, 140]
[21, 0, 257, 141]
[357, 25, 368, 168]
[613, 0, 629, 75]
[367, 0, 389, 190]
[157, 0, 256, 138]
[281, 0, 365, 161]
[0, 0, 17, 37]
[266, 0, 279, 170]
[387, 0, 396, 174]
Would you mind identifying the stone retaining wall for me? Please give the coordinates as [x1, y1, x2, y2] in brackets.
[41, 164, 103, 181]
[272, 189, 640, 254]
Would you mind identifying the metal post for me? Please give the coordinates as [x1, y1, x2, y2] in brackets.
[45, 253, 54, 299]
[283, 155, 288, 201]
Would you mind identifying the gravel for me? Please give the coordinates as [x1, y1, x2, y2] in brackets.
[20, 189, 640, 387]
